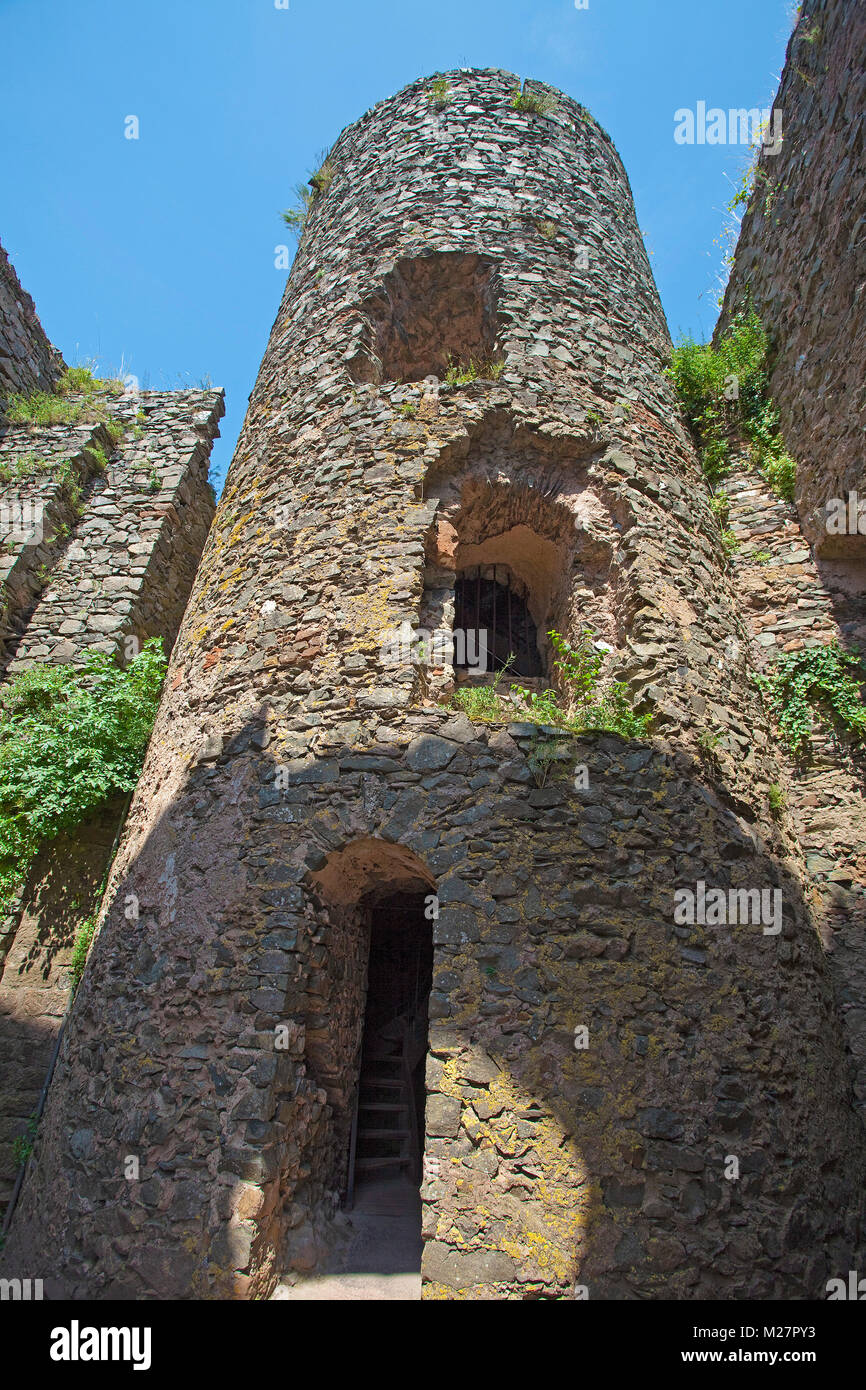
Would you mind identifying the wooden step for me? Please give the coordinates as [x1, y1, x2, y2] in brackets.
[359, 1101, 406, 1112]
[358, 1128, 410, 1139]
[355, 1156, 410, 1171]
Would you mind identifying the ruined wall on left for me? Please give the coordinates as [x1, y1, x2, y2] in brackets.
[0, 242, 225, 1226]
[0, 385, 223, 1225]
[2, 389, 224, 674]
[0, 798, 126, 1217]
[0, 238, 64, 403]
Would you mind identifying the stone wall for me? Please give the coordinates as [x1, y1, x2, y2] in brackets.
[716, 0, 866, 554]
[0, 255, 225, 1228]
[0, 422, 112, 668]
[0, 798, 126, 1218]
[3, 388, 224, 672]
[0, 238, 64, 404]
[718, 0, 866, 1128]
[725, 457, 866, 1121]
[4, 69, 865, 1301]
[238, 726, 864, 1300]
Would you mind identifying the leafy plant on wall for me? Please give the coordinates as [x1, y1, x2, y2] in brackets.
[0, 639, 167, 910]
[752, 641, 866, 758]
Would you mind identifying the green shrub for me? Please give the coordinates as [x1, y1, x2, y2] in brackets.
[54, 457, 86, 513]
[768, 782, 786, 818]
[507, 685, 563, 727]
[533, 218, 558, 240]
[7, 390, 83, 427]
[0, 452, 53, 485]
[446, 628, 651, 739]
[69, 914, 97, 989]
[578, 681, 653, 738]
[282, 153, 335, 234]
[282, 183, 317, 231]
[548, 627, 651, 736]
[760, 444, 796, 502]
[525, 732, 570, 788]
[7, 366, 125, 429]
[698, 727, 724, 766]
[728, 150, 779, 220]
[428, 77, 452, 109]
[449, 684, 510, 722]
[511, 86, 553, 116]
[86, 443, 110, 473]
[549, 629, 603, 714]
[0, 639, 167, 907]
[0, 443, 112, 494]
[443, 355, 505, 385]
[57, 366, 123, 397]
[12, 1116, 38, 1167]
[666, 306, 797, 501]
[309, 157, 334, 196]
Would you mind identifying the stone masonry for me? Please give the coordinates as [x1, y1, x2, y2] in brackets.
[0, 238, 63, 403]
[0, 248, 223, 1221]
[724, 459, 866, 1126]
[4, 68, 865, 1301]
[717, 0, 866, 555]
[718, 0, 866, 1135]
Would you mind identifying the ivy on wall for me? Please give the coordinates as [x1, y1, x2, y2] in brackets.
[752, 641, 866, 758]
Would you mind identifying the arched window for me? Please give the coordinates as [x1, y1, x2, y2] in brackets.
[420, 436, 622, 703]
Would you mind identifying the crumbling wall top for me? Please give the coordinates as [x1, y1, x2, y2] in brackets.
[0, 238, 65, 406]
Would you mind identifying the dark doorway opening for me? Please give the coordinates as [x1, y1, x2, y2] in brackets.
[455, 564, 544, 677]
[347, 892, 432, 1208]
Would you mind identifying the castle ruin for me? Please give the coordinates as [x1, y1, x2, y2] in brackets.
[1, 0, 864, 1302]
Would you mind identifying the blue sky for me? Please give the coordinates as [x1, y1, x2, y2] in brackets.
[0, 0, 796, 492]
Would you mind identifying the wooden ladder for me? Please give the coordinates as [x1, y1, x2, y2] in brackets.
[347, 1007, 428, 1206]
[354, 1032, 413, 1178]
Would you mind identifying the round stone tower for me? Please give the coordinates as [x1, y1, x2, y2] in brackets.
[6, 70, 865, 1300]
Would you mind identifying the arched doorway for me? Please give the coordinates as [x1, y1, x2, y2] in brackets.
[307, 839, 436, 1215]
[347, 889, 432, 1206]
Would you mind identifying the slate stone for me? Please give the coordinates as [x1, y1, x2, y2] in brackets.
[426, 1094, 462, 1137]
[406, 734, 458, 771]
